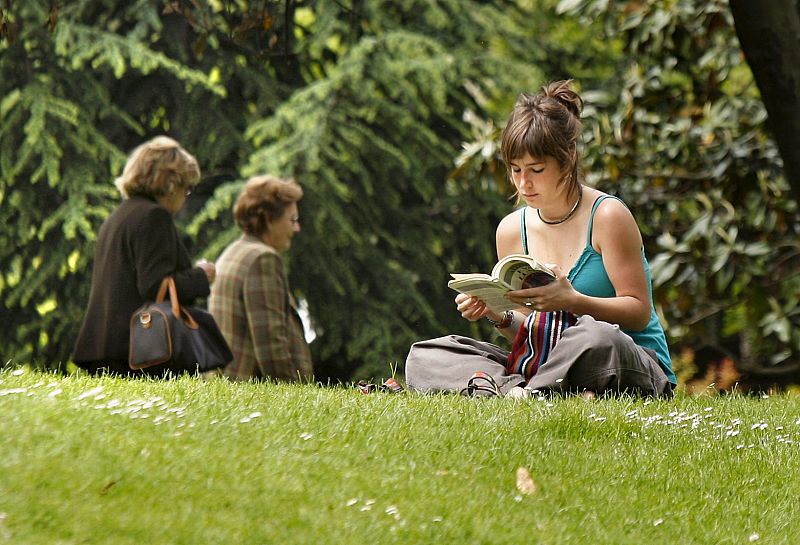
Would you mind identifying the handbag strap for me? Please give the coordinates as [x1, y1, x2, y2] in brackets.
[155, 277, 171, 303]
[156, 276, 200, 329]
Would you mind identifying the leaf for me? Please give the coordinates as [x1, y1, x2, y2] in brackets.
[650, 254, 680, 287]
[0, 89, 21, 118]
[516, 467, 537, 495]
[710, 246, 730, 274]
[556, 0, 585, 15]
[162, 2, 181, 15]
[742, 242, 771, 257]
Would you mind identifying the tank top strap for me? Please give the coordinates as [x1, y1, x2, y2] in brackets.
[520, 207, 529, 254]
[586, 195, 620, 247]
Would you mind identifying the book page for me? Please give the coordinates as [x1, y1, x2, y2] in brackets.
[447, 277, 518, 313]
[495, 258, 555, 290]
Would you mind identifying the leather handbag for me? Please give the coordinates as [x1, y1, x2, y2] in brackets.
[128, 277, 233, 372]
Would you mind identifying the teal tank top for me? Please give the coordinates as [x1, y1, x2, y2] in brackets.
[521, 195, 675, 384]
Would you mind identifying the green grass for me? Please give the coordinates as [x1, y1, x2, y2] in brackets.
[1, 368, 799, 544]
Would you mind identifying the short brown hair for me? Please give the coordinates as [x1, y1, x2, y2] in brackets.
[234, 175, 303, 237]
[115, 136, 200, 199]
[500, 80, 584, 199]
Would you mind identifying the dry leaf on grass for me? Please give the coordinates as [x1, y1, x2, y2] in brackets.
[516, 466, 537, 495]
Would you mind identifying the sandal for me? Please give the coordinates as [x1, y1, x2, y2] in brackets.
[357, 380, 376, 394]
[381, 377, 404, 394]
[356, 378, 404, 394]
[460, 371, 502, 397]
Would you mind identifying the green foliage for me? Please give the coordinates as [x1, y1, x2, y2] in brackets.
[557, 0, 800, 377]
[0, 1, 225, 366]
[0, 0, 548, 380]
[0, 16, 121, 364]
[2, 0, 797, 383]
[233, 30, 498, 376]
[4, 370, 800, 543]
[184, 0, 558, 380]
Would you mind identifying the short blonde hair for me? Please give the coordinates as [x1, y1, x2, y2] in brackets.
[115, 136, 200, 199]
[234, 175, 303, 237]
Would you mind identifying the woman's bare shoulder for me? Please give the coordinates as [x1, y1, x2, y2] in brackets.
[593, 195, 638, 228]
[497, 207, 524, 230]
[496, 207, 525, 256]
[592, 195, 642, 249]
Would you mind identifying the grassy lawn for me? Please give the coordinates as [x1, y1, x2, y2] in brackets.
[1, 367, 799, 544]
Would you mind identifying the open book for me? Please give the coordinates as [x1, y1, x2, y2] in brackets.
[447, 254, 555, 314]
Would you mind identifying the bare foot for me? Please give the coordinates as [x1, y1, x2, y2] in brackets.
[507, 386, 530, 399]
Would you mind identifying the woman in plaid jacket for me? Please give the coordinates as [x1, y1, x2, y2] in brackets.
[208, 175, 313, 381]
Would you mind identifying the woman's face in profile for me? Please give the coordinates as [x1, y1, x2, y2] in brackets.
[158, 186, 189, 216]
[264, 201, 301, 253]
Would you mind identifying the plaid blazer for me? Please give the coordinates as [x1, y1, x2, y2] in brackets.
[208, 235, 312, 381]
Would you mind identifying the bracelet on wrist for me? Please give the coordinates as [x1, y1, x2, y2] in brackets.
[486, 310, 514, 329]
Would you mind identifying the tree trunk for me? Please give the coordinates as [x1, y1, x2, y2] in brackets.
[729, 0, 800, 202]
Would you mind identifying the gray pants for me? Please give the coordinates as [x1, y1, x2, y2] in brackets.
[405, 315, 673, 397]
[405, 334, 525, 395]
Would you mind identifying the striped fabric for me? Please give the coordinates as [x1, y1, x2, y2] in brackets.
[506, 310, 578, 380]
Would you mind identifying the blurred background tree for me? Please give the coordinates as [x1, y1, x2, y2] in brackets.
[556, 0, 800, 386]
[1, 0, 797, 388]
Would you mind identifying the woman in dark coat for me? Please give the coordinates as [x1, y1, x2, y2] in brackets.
[72, 136, 216, 375]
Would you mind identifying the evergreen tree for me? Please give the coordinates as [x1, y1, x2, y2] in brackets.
[185, 0, 558, 380]
[8, 0, 791, 385]
[0, 0, 564, 379]
[0, 1, 222, 368]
